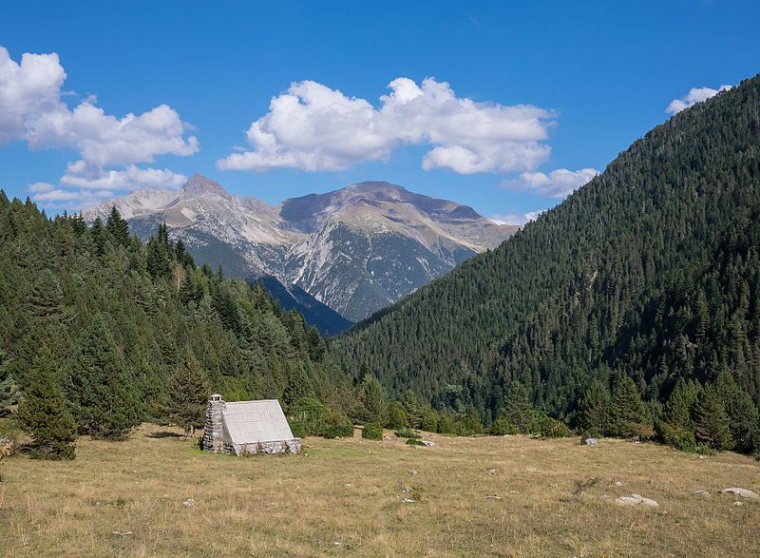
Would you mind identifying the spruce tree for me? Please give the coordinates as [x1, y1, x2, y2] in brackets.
[17, 348, 77, 460]
[502, 382, 532, 431]
[166, 352, 210, 437]
[357, 374, 388, 425]
[714, 371, 759, 453]
[609, 374, 650, 438]
[694, 385, 734, 450]
[0, 349, 18, 415]
[664, 378, 701, 429]
[576, 379, 611, 435]
[68, 314, 140, 440]
[106, 206, 130, 246]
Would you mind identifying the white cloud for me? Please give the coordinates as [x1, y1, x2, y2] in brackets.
[60, 161, 187, 191]
[501, 167, 599, 198]
[1, 45, 197, 209]
[28, 181, 54, 193]
[218, 77, 553, 174]
[30, 187, 112, 206]
[490, 209, 547, 226]
[665, 85, 732, 114]
[0, 47, 198, 165]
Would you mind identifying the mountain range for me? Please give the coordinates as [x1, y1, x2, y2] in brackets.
[84, 177, 516, 331]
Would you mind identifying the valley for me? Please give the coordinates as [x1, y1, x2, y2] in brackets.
[2, 423, 758, 557]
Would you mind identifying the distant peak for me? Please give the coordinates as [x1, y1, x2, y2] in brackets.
[182, 174, 229, 197]
[347, 181, 406, 193]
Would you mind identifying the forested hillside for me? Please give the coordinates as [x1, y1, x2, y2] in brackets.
[334, 74, 760, 452]
[0, 198, 352, 452]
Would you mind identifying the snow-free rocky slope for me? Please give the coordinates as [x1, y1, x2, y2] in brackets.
[85, 175, 516, 324]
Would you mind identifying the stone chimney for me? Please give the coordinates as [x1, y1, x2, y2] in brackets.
[202, 394, 225, 452]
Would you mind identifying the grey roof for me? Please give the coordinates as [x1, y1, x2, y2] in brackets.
[222, 399, 295, 446]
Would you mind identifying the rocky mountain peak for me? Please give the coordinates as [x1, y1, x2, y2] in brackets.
[182, 174, 230, 198]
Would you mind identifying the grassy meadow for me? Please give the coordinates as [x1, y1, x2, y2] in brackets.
[1, 423, 759, 557]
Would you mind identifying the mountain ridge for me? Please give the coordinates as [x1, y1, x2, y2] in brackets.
[84, 176, 516, 323]
[332, 72, 760, 446]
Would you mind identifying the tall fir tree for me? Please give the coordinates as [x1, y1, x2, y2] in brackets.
[609, 375, 650, 437]
[0, 349, 18, 415]
[576, 379, 611, 435]
[714, 371, 759, 452]
[502, 382, 533, 431]
[68, 314, 140, 440]
[694, 385, 734, 450]
[664, 378, 701, 430]
[166, 351, 211, 437]
[357, 374, 388, 425]
[16, 348, 77, 460]
[106, 206, 130, 246]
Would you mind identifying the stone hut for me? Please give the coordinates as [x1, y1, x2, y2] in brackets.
[202, 394, 301, 456]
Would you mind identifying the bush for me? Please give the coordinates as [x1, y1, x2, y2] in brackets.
[320, 407, 354, 439]
[290, 397, 326, 436]
[437, 415, 459, 435]
[362, 422, 383, 440]
[405, 438, 426, 446]
[289, 420, 306, 438]
[489, 417, 520, 436]
[394, 427, 421, 439]
[386, 402, 408, 430]
[655, 421, 696, 452]
[419, 406, 439, 432]
[537, 416, 572, 438]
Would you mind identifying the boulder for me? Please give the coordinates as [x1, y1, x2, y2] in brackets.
[615, 494, 659, 507]
[720, 487, 759, 499]
[692, 490, 711, 499]
[420, 440, 436, 447]
[583, 437, 598, 446]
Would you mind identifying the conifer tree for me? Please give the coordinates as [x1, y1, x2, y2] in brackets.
[106, 206, 130, 246]
[714, 371, 759, 452]
[609, 374, 649, 437]
[166, 351, 210, 437]
[68, 314, 140, 440]
[357, 374, 388, 425]
[694, 385, 734, 450]
[502, 382, 532, 431]
[17, 348, 77, 460]
[664, 378, 701, 429]
[0, 349, 18, 415]
[576, 379, 611, 434]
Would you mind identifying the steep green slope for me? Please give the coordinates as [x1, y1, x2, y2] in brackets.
[333, 74, 760, 432]
[0, 200, 353, 434]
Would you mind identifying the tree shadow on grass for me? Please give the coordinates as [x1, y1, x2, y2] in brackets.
[147, 431, 185, 439]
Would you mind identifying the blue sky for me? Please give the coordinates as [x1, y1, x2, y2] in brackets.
[1, 1, 759, 223]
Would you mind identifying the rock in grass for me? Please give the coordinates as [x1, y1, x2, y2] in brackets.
[692, 490, 711, 499]
[420, 440, 436, 447]
[401, 498, 417, 503]
[615, 494, 659, 507]
[583, 437, 598, 446]
[720, 488, 759, 499]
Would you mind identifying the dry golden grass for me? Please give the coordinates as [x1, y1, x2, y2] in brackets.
[1, 424, 759, 557]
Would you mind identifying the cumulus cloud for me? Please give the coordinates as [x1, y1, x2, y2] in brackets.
[490, 209, 547, 226]
[0, 46, 197, 208]
[665, 85, 732, 114]
[218, 77, 553, 174]
[60, 161, 187, 191]
[501, 167, 599, 198]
